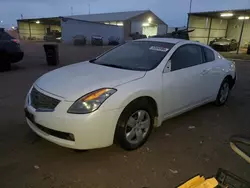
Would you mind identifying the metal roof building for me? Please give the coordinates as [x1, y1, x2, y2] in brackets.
[68, 10, 151, 22]
[188, 9, 250, 53]
[17, 10, 168, 44]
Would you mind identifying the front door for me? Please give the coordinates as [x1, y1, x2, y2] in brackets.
[162, 44, 206, 116]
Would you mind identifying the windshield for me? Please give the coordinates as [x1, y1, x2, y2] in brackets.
[215, 38, 230, 42]
[92, 41, 174, 71]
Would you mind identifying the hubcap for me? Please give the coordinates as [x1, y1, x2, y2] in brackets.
[219, 82, 229, 103]
[125, 110, 151, 144]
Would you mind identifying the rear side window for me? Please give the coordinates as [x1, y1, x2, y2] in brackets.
[203, 47, 215, 62]
[170, 44, 203, 71]
[0, 32, 14, 40]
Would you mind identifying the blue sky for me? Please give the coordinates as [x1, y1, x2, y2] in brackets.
[0, 0, 250, 28]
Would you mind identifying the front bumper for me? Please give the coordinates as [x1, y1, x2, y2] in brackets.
[10, 51, 24, 63]
[231, 73, 237, 90]
[25, 88, 123, 150]
[212, 44, 229, 52]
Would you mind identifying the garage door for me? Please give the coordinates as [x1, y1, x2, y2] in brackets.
[188, 15, 228, 44]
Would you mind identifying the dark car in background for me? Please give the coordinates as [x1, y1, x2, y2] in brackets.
[0, 28, 24, 71]
[44, 30, 61, 42]
[210, 38, 238, 52]
[129, 32, 147, 40]
[91, 35, 103, 46]
[151, 28, 194, 40]
[73, 35, 87, 46]
[108, 36, 120, 45]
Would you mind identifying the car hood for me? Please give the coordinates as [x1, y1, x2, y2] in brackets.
[213, 41, 230, 45]
[35, 61, 146, 101]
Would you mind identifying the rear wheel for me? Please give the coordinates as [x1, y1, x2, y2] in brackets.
[215, 78, 230, 106]
[115, 99, 155, 150]
[0, 52, 11, 72]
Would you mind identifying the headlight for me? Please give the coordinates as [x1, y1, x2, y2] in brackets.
[25, 86, 33, 107]
[67, 88, 116, 114]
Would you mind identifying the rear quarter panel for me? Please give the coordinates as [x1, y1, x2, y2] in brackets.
[213, 52, 236, 92]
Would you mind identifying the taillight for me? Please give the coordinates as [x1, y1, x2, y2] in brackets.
[11, 39, 19, 44]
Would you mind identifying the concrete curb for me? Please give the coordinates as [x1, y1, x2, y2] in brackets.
[231, 59, 250, 62]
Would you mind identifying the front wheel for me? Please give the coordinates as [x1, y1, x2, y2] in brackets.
[215, 78, 230, 106]
[115, 100, 154, 150]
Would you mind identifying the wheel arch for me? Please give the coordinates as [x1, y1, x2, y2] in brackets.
[224, 74, 235, 89]
[118, 94, 159, 123]
[126, 96, 158, 117]
[114, 95, 159, 149]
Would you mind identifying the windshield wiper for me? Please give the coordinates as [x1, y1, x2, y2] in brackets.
[89, 58, 97, 63]
[99, 63, 128, 69]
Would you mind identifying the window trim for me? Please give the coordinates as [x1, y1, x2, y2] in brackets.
[168, 44, 205, 72]
[92, 40, 175, 71]
[202, 46, 215, 63]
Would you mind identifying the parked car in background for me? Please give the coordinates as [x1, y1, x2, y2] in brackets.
[247, 42, 250, 54]
[91, 35, 103, 46]
[44, 30, 61, 42]
[0, 28, 24, 71]
[130, 32, 147, 40]
[108, 36, 120, 45]
[151, 28, 194, 40]
[73, 35, 86, 46]
[210, 38, 238, 51]
[25, 38, 236, 150]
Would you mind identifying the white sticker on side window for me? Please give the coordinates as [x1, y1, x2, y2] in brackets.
[149, 46, 169, 52]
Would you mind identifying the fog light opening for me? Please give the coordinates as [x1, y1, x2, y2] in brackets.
[68, 133, 75, 141]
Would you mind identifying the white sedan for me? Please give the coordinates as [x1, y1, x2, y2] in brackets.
[25, 38, 236, 150]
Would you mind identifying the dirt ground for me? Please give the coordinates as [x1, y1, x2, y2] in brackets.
[0, 42, 250, 188]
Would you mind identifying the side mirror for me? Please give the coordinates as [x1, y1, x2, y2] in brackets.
[164, 60, 172, 73]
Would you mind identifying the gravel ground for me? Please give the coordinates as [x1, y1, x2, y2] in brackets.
[0, 42, 250, 188]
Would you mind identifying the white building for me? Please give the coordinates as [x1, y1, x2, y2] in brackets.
[17, 10, 168, 44]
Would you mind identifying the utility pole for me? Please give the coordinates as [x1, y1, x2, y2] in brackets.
[88, 3, 90, 14]
[187, 0, 193, 28]
[71, 6, 73, 15]
[237, 19, 245, 54]
[189, 0, 193, 13]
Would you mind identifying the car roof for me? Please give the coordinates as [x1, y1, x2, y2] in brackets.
[135, 37, 218, 53]
[136, 37, 187, 44]
[216, 38, 231, 40]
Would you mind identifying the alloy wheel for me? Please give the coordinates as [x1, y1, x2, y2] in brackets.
[125, 110, 151, 144]
[219, 82, 230, 103]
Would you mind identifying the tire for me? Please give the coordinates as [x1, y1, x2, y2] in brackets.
[115, 99, 155, 150]
[0, 53, 11, 72]
[215, 78, 231, 106]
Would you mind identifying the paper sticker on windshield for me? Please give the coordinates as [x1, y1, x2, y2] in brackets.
[149, 46, 169, 52]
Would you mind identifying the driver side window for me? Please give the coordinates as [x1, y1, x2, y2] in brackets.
[170, 44, 203, 71]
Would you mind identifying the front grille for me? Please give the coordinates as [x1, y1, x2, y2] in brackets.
[212, 45, 227, 51]
[25, 108, 74, 141]
[35, 122, 75, 141]
[30, 87, 60, 111]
